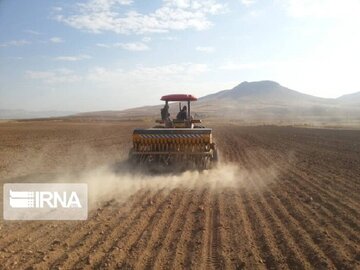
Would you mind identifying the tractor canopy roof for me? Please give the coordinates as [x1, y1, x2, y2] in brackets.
[160, 94, 197, 102]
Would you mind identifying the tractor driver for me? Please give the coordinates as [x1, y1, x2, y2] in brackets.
[177, 106, 187, 120]
[161, 104, 170, 121]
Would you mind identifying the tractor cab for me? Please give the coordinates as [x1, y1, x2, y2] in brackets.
[156, 94, 201, 128]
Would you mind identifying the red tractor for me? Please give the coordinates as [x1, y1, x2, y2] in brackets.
[129, 94, 218, 170]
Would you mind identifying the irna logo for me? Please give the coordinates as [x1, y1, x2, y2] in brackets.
[9, 190, 82, 208]
[4, 183, 87, 220]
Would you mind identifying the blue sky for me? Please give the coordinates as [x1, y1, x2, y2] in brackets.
[1, 0, 359, 111]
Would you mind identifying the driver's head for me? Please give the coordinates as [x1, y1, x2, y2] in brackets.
[183, 106, 187, 111]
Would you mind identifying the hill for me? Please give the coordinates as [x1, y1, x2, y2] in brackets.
[75, 81, 360, 125]
[337, 91, 360, 105]
[200, 81, 325, 104]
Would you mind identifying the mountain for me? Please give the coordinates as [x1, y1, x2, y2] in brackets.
[200, 81, 325, 104]
[75, 80, 360, 125]
[337, 91, 360, 105]
[194, 80, 344, 121]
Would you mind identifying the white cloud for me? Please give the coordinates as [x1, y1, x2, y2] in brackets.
[247, 10, 262, 18]
[96, 42, 150, 51]
[26, 62, 209, 91]
[117, 42, 150, 51]
[138, 63, 209, 77]
[50, 37, 64, 43]
[142, 36, 151, 42]
[0, 39, 31, 47]
[219, 60, 271, 70]
[96, 43, 111, 48]
[280, 0, 360, 19]
[55, 0, 227, 34]
[23, 62, 231, 111]
[9, 56, 23, 60]
[276, 0, 360, 97]
[196, 46, 215, 53]
[87, 62, 209, 82]
[52, 6, 63, 12]
[241, 0, 256, 7]
[117, 0, 133, 5]
[162, 36, 178, 41]
[84, 62, 214, 108]
[26, 69, 81, 84]
[24, 30, 42, 35]
[53, 54, 91, 61]
[26, 71, 55, 80]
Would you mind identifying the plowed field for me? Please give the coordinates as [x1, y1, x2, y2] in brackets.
[0, 121, 359, 269]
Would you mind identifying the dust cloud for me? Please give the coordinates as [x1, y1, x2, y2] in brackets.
[53, 161, 280, 209]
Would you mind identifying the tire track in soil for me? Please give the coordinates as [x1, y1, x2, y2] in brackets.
[242, 130, 360, 196]
[220, 132, 272, 269]
[238, 139, 330, 269]
[295, 169, 360, 220]
[282, 166, 360, 243]
[43, 189, 152, 269]
[66, 189, 155, 270]
[276, 172, 360, 268]
[169, 190, 202, 269]
[241, 190, 286, 269]
[96, 188, 175, 269]
[204, 190, 234, 269]
[2, 203, 116, 270]
[179, 188, 213, 269]
[7, 200, 124, 268]
[243, 147, 356, 267]
[3, 222, 73, 269]
[244, 148, 335, 269]
[292, 152, 360, 204]
[0, 222, 45, 249]
[247, 168, 312, 268]
[244, 172, 294, 269]
[183, 188, 224, 270]
[251, 147, 358, 269]
[217, 190, 235, 269]
[219, 133, 269, 269]
[252, 146, 360, 243]
[273, 178, 357, 270]
[216, 131, 250, 169]
[281, 165, 360, 243]
[205, 190, 219, 270]
[258, 138, 359, 256]
[151, 190, 195, 269]
[225, 190, 265, 269]
[120, 188, 186, 269]
[275, 148, 360, 217]
[0, 222, 47, 251]
[264, 186, 349, 270]
[257, 136, 360, 203]
[141, 188, 193, 269]
[230, 140, 286, 269]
